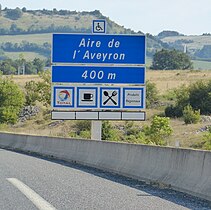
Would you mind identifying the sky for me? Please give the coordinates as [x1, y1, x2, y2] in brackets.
[0, 0, 211, 35]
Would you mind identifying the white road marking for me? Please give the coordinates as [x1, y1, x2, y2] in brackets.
[7, 178, 56, 210]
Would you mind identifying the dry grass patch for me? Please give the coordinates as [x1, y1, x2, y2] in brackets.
[168, 118, 210, 148]
[147, 70, 211, 94]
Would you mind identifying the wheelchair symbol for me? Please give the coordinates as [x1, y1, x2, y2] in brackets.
[96, 23, 103, 31]
[93, 20, 106, 33]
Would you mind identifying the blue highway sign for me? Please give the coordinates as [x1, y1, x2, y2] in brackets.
[52, 65, 145, 84]
[52, 34, 145, 65]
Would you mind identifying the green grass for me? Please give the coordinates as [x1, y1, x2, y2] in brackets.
[146, 57, 153, 68]
[4, 52, 46, 60]
[0, 33, 51, 45]
[161, 35, 211, 50]
[192, 60, 211, 70]
[146, 57, 211, 70]
[0, 11, 126, 36]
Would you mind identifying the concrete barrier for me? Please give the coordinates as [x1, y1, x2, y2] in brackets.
[0, 132, 211, 202]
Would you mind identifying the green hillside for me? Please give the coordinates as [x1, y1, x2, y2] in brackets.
[0, 33, 51, 44]
[0, 7, 210, 70]
[0, 7, 166, 61]
[0, 9, 129, 35]
[159, 32, 211, 60]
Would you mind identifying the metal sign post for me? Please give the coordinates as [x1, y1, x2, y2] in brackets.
[91, 20, 106, 140]
[91, 120, 102, 140]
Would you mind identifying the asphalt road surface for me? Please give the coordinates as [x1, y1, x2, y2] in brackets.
[0, 148, 211, 210]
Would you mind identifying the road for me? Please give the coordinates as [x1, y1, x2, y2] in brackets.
[0, 148, 210, 210]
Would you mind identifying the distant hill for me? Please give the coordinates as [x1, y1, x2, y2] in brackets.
[157, 30, 211, 61]
[0, 7, 167, 60]
[0, 8, 210, 66]
[0, 8, 133, 35]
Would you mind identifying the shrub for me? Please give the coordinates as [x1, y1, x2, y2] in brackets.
[146, 80, 159, 108]
[165, 80, 211, 117]
[0, 78, 25, 124]
[124, 121, 140, 136]
[183, 105, 200, 124]
[75, 120, 91, 134]
[79, 130, 91, 139]
[165, 85, 190, 118]
[165, 105, 183, 118]
[25, 70, 51, 106]
[189, 80, 211, 115]
[102, 121, 123, 141]
[143, 116, 173, 146]
[202, 127, 211, 150]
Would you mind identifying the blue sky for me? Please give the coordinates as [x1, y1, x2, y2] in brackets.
[0, 0, 211, 35]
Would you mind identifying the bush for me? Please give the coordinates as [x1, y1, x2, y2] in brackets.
[202, 127, 211, 150]
[189, 80, 211, 115]
[0, 77, 25, 124]
[102, 121, 123, 141]
[165, 105, 183, 118]
[165, 85, 190, 118]
[25, 70, 51, 106]
[79, 130, 91, 139]
[165, 80, 211, 117]
[124, 121, 140, 136]
[143, 116, 173, 146]
[183, 105, 200, 124]
[75, 120, 91, 134]
[146, 80, 159, 108]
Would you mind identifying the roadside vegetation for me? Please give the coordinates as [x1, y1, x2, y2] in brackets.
[0, 67, 211, 151]
[0, 7, 210, 150]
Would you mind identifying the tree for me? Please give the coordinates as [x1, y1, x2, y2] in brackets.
[25, 70, 51, 106]
[25, 61, 37, 74]
[157, 30, 183, 38]
[0, 78, 25, 124]
[6, 7, 23, 20]
[22, 7, 27, 12]
[151, 49, 193, 70]
[0, 60, 16, 75]
[33, 58, 45, 73]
